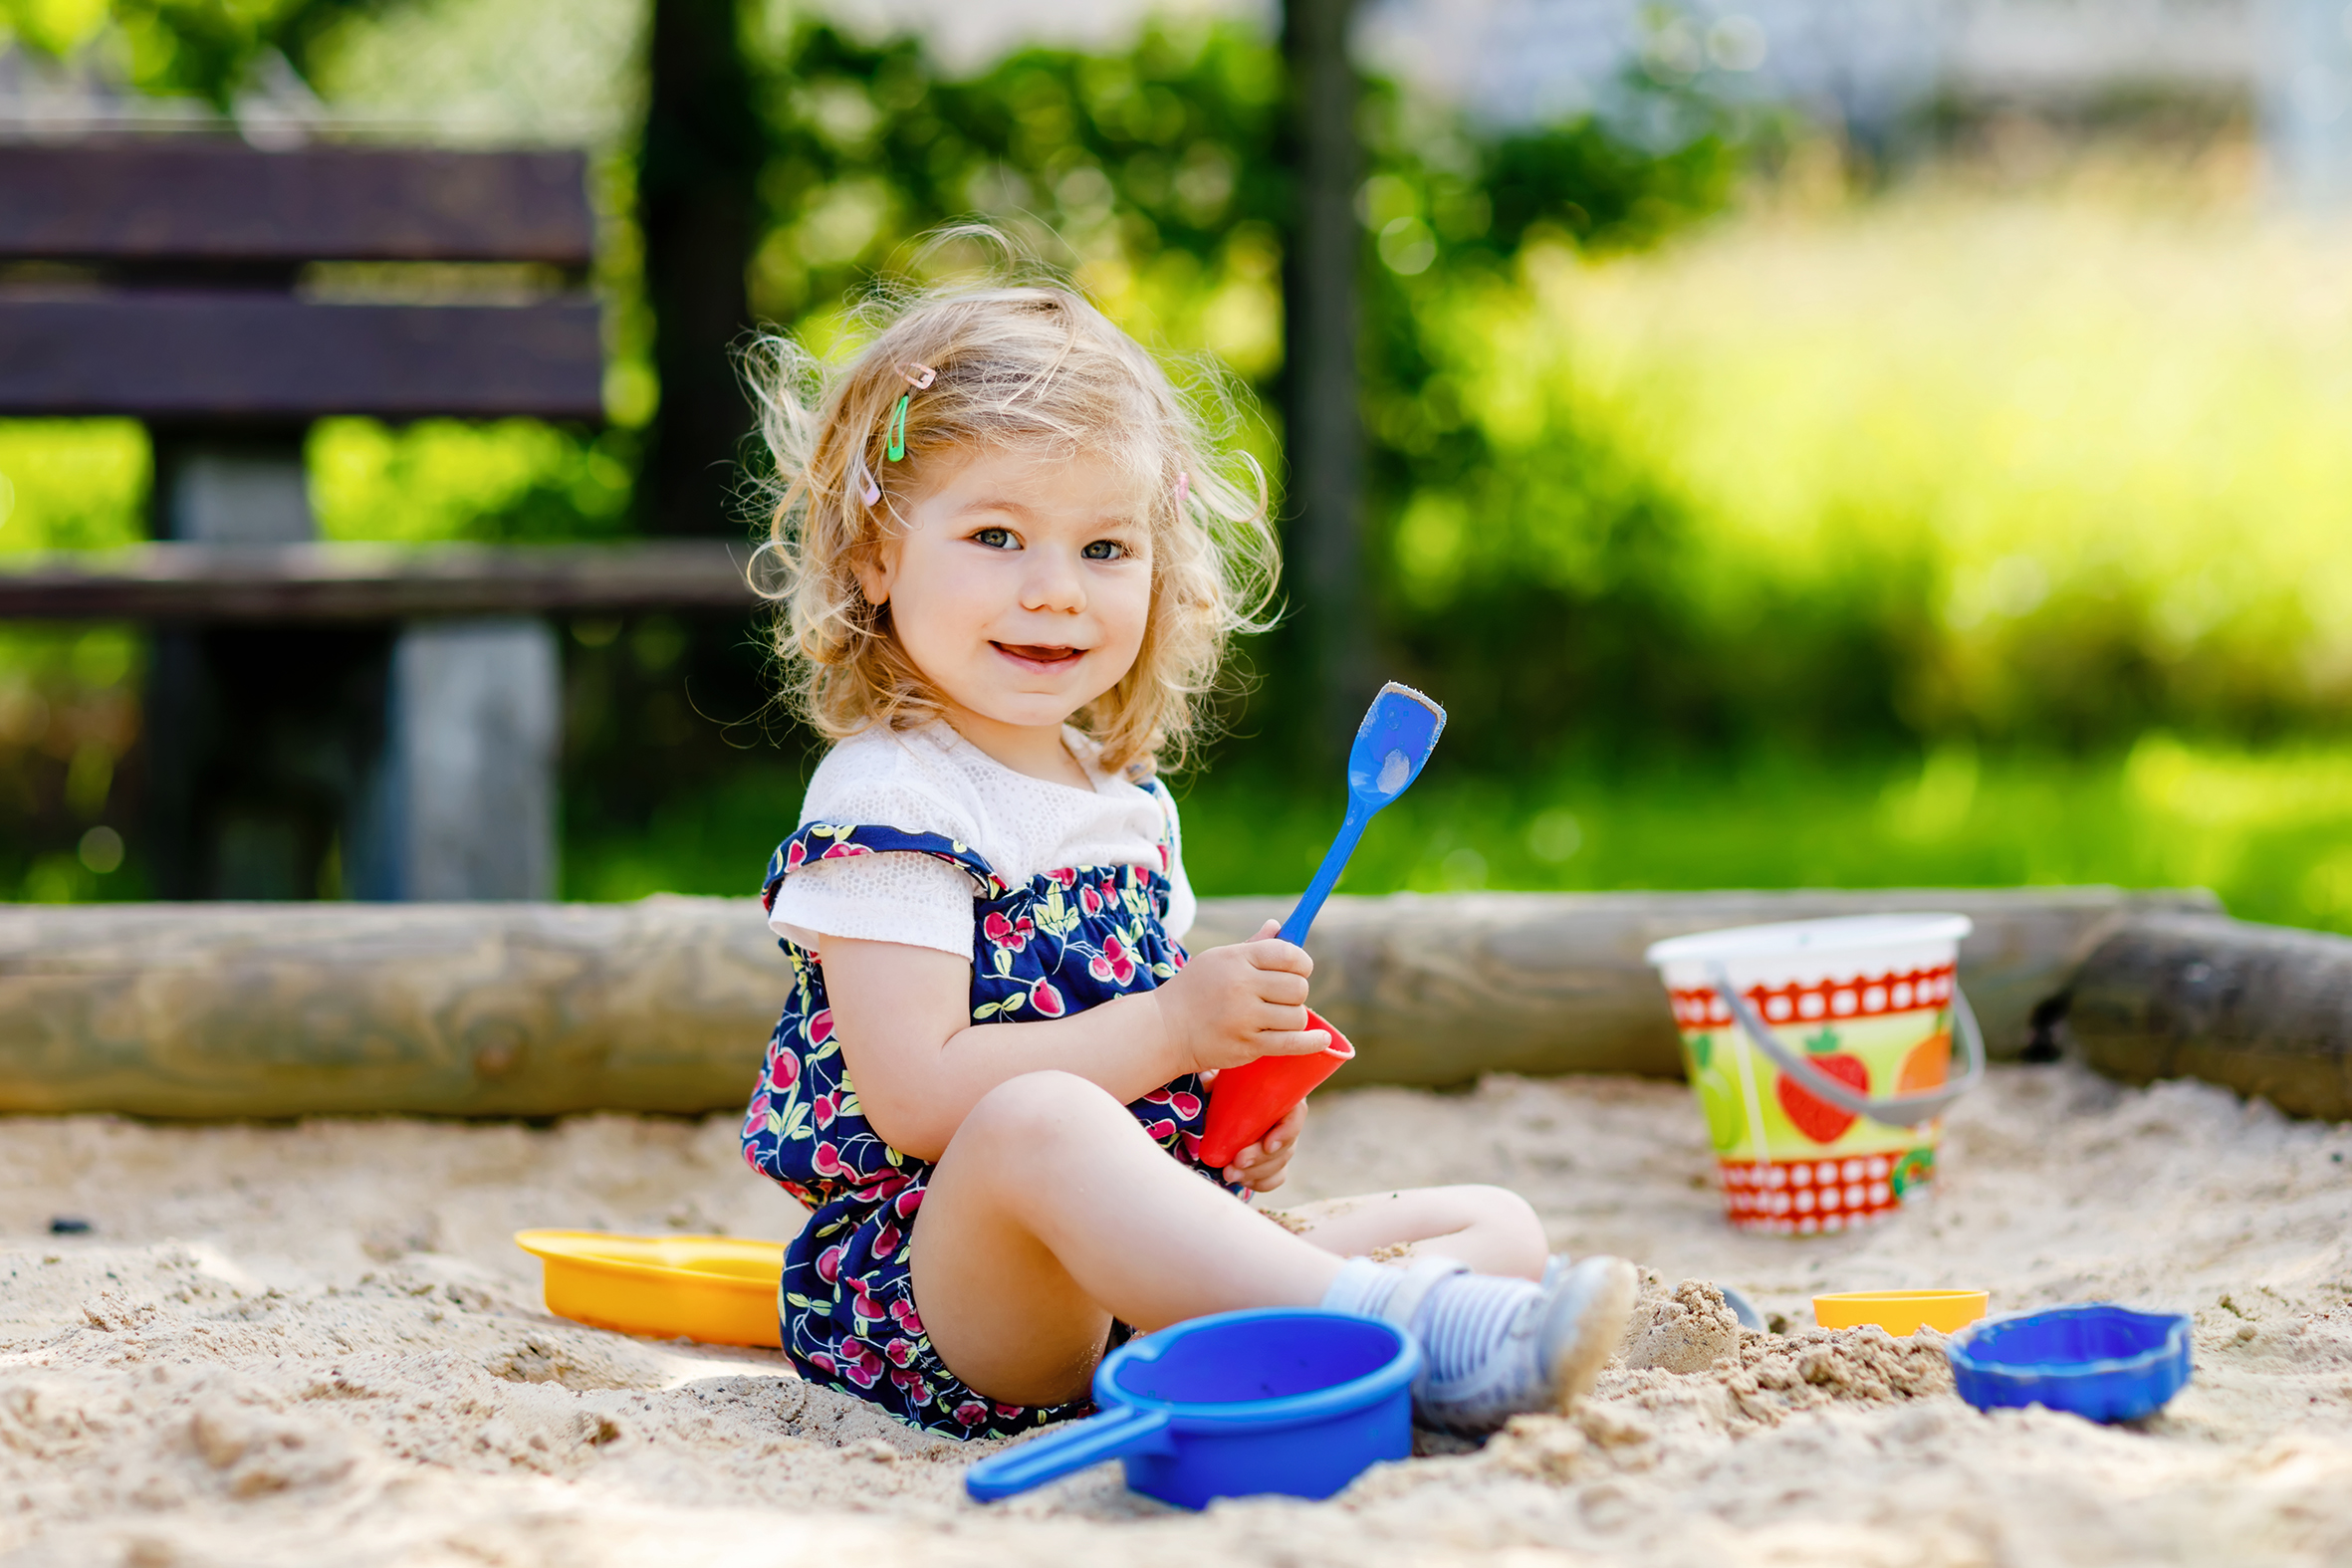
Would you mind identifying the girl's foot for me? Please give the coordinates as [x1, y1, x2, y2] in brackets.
[1548, 1258, 1761, 1331]
[1323, 1253, 1640, 1434]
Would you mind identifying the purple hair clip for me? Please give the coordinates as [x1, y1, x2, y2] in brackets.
[853, 457, 881, 508]
[1174, 470, 1190, 511]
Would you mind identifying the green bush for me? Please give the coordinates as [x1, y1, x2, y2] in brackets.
[310, 419, 637, 544]
[1490, 195, 2352, 751]
[0, 420, 149, 898]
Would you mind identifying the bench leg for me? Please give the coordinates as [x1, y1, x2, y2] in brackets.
[353, 617, 560, 901]
[142, 435, 565, 902]
[148, 434, 396, 900]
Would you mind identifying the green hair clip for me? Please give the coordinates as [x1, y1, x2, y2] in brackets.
[885, 362, 935, 463]
[885, 394, 909, 462]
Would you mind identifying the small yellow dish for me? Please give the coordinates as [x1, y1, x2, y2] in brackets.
[1812, 1289, 1988, 1336]
[515, 1230, 786, 1348]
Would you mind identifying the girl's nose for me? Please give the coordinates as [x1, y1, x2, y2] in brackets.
[1020, 547, 1087, 613]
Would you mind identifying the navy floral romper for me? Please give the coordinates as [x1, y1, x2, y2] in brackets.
[739, 806, 1232, 1440]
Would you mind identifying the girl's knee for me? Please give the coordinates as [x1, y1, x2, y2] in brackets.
[956, 1070, 1125, 1150]
[1457, 1184, 1540, 1227]
[1449, 1185, 1547, 1275]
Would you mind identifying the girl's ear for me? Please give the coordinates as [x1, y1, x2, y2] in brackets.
[853, 536, 899, 608]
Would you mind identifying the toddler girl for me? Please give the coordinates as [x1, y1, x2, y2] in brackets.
[740, 278, 1636, 1442]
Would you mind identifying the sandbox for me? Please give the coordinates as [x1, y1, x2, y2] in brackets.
[5, 1063, 2352, 1567]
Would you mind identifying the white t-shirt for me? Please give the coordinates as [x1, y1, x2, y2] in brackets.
[768, 721, 1196, 960]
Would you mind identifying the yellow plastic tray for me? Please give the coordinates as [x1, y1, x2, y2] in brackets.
[1813, 1289, 1988, 1336]
[515, 1230, 786, 1348]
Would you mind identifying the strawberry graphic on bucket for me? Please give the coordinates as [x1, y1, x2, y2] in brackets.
[1646, 915, 1985, 1235]
[1776, 1027, 1868, 1145]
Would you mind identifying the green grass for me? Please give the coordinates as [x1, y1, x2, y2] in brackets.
[563, 760, 813, 903]
[564, 735, 2352, 937]
[1163, 737, 2352, 933]
[1425, 188, 2352, 738]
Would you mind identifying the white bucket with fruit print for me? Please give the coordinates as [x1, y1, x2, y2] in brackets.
[1644, 915, 1984, 1235]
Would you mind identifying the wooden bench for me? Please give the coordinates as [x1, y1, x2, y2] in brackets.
[0, 141, 696, 901]
[0, 143, 600, 423]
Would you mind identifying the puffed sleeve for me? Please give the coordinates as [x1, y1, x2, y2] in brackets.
[767, 755, 987, 959]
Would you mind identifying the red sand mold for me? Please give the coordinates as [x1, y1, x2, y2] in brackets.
[1199, 1010, 1356, 1169]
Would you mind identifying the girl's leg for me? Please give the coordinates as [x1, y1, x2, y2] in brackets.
[1265, 1188, 1550, 1279]
[909, 1071, 1347, 1407]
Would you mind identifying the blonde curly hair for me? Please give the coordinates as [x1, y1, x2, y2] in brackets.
[745, 275, 1280, 776]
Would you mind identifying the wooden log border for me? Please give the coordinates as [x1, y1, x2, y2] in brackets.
[1184, 887, 2218, 1087]
[2070, 913, 2352, 1121]
[0, 888, 2218, 1121]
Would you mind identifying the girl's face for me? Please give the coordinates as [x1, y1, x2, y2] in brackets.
[857, 444, 1155, 741]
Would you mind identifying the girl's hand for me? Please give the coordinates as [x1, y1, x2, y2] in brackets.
[1226, 1098, 1307, 1191]
[1153, 920, 1325, 1075]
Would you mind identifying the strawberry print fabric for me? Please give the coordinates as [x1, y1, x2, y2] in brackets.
[740, 817, 1228, 1440]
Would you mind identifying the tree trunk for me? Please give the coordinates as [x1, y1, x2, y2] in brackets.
[1281, 0, 1373, 751]
[639, 0, 763, 538]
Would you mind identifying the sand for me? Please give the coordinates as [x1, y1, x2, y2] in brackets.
[6, 1062, 2352, 1567]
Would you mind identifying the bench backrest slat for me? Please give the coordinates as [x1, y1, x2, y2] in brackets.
[0, 144, 593, 266]
[0, 296, 605, 421]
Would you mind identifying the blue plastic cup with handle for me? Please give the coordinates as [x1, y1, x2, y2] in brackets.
[964, 1308, 1419, 1508]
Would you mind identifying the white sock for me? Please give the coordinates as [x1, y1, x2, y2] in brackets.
[1321, 1257, 1543, 1386]
[1410, 1274, 1542, 1384]
[1320, 1256, 1407, 1319]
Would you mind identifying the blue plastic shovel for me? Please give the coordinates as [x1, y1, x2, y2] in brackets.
[1196, 682, 1448, 1168]
[1279, 681, 1449, 946]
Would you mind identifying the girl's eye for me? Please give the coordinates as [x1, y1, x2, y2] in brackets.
[973, 527, 1016, 550]
[1080, 540, 1126, 560]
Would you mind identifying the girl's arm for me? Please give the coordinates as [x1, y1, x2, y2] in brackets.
[820, 921, 1324, 1161]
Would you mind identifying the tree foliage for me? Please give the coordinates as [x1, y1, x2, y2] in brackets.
[739, 21, 1289, 344]
[738, 18, 1752, 767]
[0, 0, 395, 108]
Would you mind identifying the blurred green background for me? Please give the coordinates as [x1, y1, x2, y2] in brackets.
[6, 0, 2352, 932]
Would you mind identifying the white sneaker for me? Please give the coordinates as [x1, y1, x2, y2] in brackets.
[1392, 1254, 1640, 1435]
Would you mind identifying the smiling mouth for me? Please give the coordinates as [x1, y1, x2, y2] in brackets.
[993, 642, 1087, 669]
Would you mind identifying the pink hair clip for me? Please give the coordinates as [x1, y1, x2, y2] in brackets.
[900, 362, 938, 390]
[1174, 470, 1190, 511]
[853, 457, 881, 508]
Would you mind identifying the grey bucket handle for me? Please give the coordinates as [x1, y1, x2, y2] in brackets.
[1708, 964, 1985, 1130]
